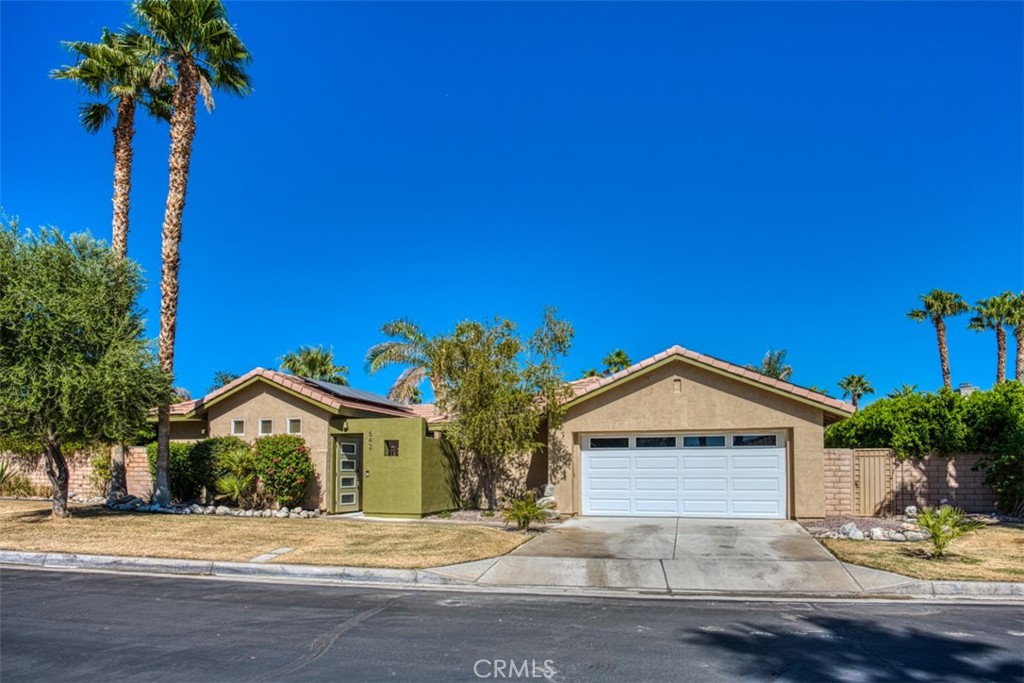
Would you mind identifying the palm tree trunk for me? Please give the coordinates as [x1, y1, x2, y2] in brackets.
[1015, 327, 1024, 382]
[996, 325, 1006, 384]
[154, 58, 199, 506]
[43, 434, 70, 518]
[852, 394, 859, 410]
[107, 98, 136, 500]
[935, 317, 952, 389]
[111, 97, 135, 259]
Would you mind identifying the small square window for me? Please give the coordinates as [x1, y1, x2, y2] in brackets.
[385, 440, 400, 457]
[230, 419, 245, 436]
[259, 419, 273, 436]
[287, 418, 302, 434]
[733, 434, 777, 447]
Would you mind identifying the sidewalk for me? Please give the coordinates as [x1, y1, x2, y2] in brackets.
[2, 550, 1022, 601]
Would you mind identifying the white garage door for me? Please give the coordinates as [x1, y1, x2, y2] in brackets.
[581, 433, 787, 519]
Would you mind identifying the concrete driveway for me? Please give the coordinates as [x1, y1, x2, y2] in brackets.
[429, 517, 912, 595]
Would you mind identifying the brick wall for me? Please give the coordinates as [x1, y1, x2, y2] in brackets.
[1, 446, 152, 498]
[822, 448, 998, 516]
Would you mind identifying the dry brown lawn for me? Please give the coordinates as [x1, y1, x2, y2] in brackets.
[822, 523, 1024, 583]
[0, 503, 528, 569]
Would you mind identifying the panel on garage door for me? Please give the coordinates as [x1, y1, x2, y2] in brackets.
[581, 436, 786, 519]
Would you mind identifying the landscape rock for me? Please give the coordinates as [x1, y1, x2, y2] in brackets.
[214, 505, 230, 516]
[847, 528, 865, 541]
[900, 522, 920, 532]
[274, 509, 288, 518]
[263, 510, 274, 518]
[289, 512, 300, 519]
[278, 507, 289, 515]
[536, 496, 556, 508]
[203, 506, 215, 515]
[905, 531, 927, 542]
[189, 504, 204, 514]
[869, 527, 887, 541]
[904, 505, 918, 518]
[888, 532, 906, 542]
[244, 509, 254, 517]
[838, 522, 859, 537]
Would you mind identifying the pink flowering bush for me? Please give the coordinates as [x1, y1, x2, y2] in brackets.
[254, 435, 314, 507]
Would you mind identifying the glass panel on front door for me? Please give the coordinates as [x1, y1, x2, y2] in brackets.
[334, 438, 361, 513]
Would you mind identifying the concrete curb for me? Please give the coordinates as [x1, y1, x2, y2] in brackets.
[2, 551, 1022, 601]
[0, 551, 468, 587]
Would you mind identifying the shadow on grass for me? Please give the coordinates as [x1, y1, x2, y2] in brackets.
[684, 613, 1023, 682]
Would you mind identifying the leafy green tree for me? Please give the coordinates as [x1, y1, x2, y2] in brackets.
[907, 289, 969, 389]
[208, 370, 239, 392]
[838, 374, 874, 410]
[129, 0, 253, 506]
[437, 308, 574, 509]
[51, 28, 171, 258]
[1007, 292, 1024, 382]
[0, 221, 170, 516]
[602, 349, 632, 375]
[280, 345, 348, 385]
[746, 349, 793, 381]
[582, 368, 602, 378]
[963, 382, 1024, 513]
[969, 292, 1015, 384]
[365, 319, 448, 403]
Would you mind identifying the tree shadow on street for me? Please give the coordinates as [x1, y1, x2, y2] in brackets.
[683, 613, 1023, 682]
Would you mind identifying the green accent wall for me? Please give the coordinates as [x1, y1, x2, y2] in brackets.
[340, 417, 459, 517]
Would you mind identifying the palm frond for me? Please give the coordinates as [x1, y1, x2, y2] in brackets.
[79, 101, 114, 133]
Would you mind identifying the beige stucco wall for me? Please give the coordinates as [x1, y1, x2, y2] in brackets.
[205, 383, 334, 509]
[549, 359, 827, 518]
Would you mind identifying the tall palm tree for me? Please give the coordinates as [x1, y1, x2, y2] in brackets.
[907, 289, 969, 389]
[365, 319, 446, 403]
[1007, 291, 1024, 382]
[969, 292, 1015, 384]
[602, 349, 632, 375]
[581, 368, 602, 378]
[745, 349, 793, 381]
[838, 374, 874, 410]
[131, 0, 252, 506]
[52, 30, 172, 503]
[887, 384, 918, 399]
[51, 29, 172, 258]
[280, 345, 349, 385]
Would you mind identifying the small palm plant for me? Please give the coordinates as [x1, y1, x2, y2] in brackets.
[214, 448, 257, 507]
[502, 492, 554, 531]
[914, 505, 985, 558]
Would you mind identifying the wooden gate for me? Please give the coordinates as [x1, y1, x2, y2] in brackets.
[855, 451, 893, 516]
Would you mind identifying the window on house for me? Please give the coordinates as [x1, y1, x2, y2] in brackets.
[636, 436, 676, 448]
[259, 419, 273, 436]
[231, 419, 245, 436]
[589, 437, 630, 449]
[683, 435, 726, 448]
[385, 440, 400, 457]
[287, 418, 302, 434]
[733, 434, 777, 447]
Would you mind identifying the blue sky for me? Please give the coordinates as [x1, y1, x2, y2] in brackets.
[2, 1, 1021, 403]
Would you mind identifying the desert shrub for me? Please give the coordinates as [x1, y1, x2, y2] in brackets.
[214, 448, 259, 507]
[194, 436, 250, 480]
[146, 441, 210, 503]
[88, 453, 113, 496]
[501, 491, 553, 531]
[0, 462, 34, 497]
[915, 505, 985, 557]
[253, 435, 313, 507]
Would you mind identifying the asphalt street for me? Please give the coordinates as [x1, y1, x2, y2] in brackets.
[1, 568, 1022, 682]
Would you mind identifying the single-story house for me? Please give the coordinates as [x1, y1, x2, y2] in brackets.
[167, 369, 458, 517]
[168, 345, 853, 519]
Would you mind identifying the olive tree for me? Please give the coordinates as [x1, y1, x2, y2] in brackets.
[436, 308, 574, 509]
[0, 220, 170, 516]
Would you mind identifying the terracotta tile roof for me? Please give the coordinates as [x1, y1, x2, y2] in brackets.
[407, 403, 449, 423]
[566, 345, 855, 415]
[171, 368, 414, 418]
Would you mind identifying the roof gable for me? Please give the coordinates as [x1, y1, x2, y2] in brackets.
[565, 346, 854, 420]
[171, 368, 413, 419]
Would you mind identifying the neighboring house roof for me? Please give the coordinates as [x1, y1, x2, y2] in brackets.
[406, 403, 448, 424]
[565, 345, 855, 420]
[169, 368, 414, 419]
